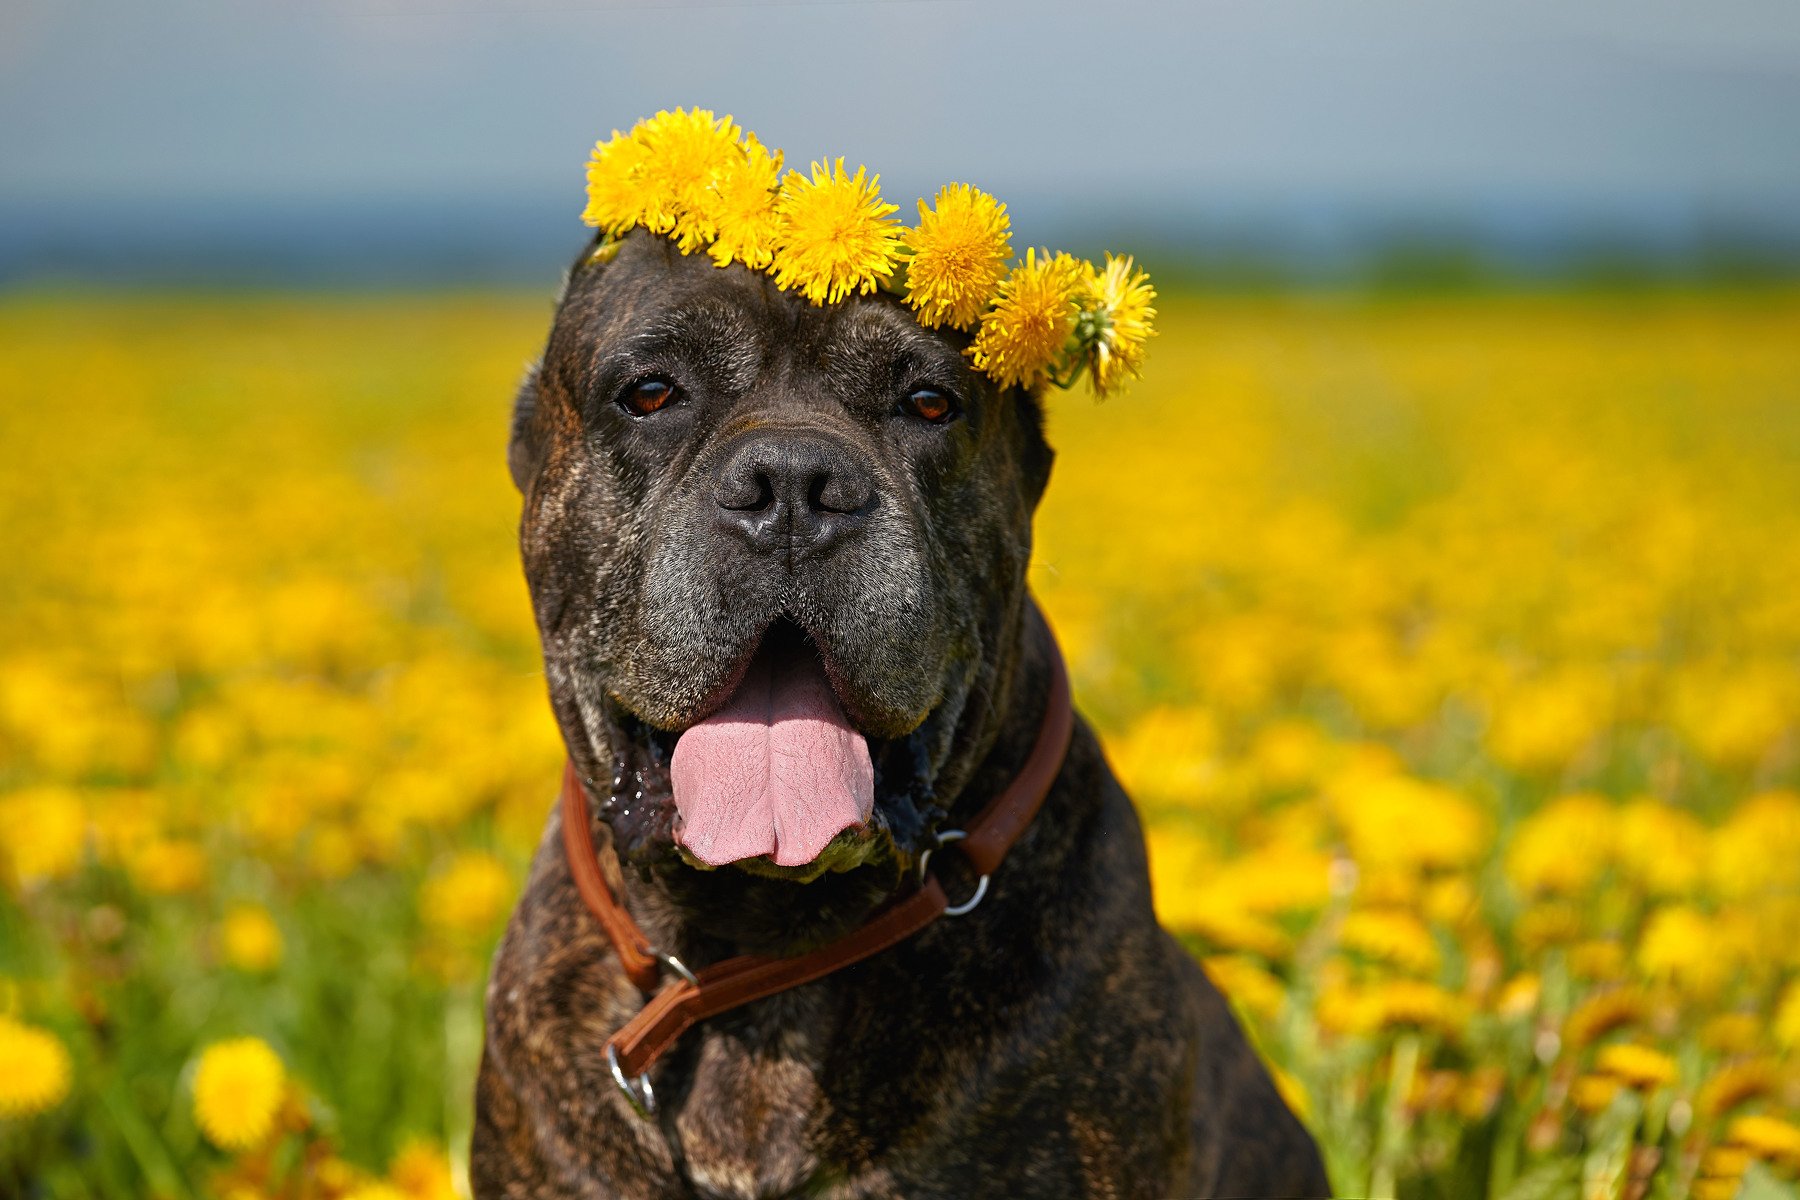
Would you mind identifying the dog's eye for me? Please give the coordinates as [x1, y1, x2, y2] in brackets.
[900, 388, 958, 424]
[618, 377, 679, 417]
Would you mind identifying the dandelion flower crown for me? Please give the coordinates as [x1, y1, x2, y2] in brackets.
[582, 109, 1156, 398]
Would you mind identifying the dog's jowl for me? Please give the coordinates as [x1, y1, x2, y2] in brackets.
[472, 230, 1330, 1198]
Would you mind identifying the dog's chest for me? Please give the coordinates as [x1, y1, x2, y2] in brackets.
[663, 1007, 831, 1198]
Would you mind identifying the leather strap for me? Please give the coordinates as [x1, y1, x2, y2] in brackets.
[561, 607, 1074, 1083]
[608, 878, 951, 1077]
[560, 759, 663, 992]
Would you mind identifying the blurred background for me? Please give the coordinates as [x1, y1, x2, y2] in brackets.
[3, 3, 1799, 1198]
[7, 0, 1800, 289]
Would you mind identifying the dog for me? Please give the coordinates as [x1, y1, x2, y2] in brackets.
[472, 229, 1330, 1198]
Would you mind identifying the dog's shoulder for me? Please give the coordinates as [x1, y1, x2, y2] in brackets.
[1039, 722, 1333, 1196]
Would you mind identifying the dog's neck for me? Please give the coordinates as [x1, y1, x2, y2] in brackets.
[594, 597, 1053, 965]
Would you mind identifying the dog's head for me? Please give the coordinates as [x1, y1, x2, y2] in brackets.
[510, 231, 1053, 941]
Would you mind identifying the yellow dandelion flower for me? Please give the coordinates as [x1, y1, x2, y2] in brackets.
[1113, 707, 1223, 809]
[1516, 901, 1587, 952]
[130, 837, 207, 895]
[0, 786, 87, 887]
[1727, 1114, 1800, 1164]
[1338, 908, 1442, 976]
[1567, 938, 1628, 982]
[1638, 905, 1733, 998]
[1696, 1059, 1780, 1119]
[219, 904, 283, 973]
[771, 158, 902, 305]
[389, 1139, 459, 1200]
[1693, 1174, 1747, 1200]
[581, 126, 653, 236]
[1702, 1012, 1764, 1056]
[1496, 973, 1542, 1020]
[581, 109, 745, 245]
[0, 1017, 72, 1117]
[1073, 253, 1157, 398]
[316, 1157, 361, 1193]
[1711, 790, 1800, 901]
[1424, 875, 1477, 927]
[1505, 792, 1614, 896]
[1330, 770, 1487, 876]
[420, 851, 513, 939]
[1249, 718, 1333, 790]
[1315, 978, 1467, 1037]
[1313, 985, 1371, 1037]
[1564, 989, 1648, 1048]
[1367, 979, 1466, 1036]
[1776, 980, 1800, 1050]
[1144, 825, 1219, 894]
[634, 108, 746, 252]
[1487, 671, 1613, 772]
[1182, 899, 1293, 962]
[343, 1186, 410, 1200]
[968, 248, 1083, 390]
[343, 1186, 409, 1200]
[193, 1037, 286, 1151]
[1700, 1146, 1753, 1184]
[903, 183, 1011, 330]
[1615, 798, 1706, 895]
[1752, 898, 1800, 973]
[1595, 1043, 1678, 1092]
[1202, 955, 1287, 1021]
[1673, 664, 1794, 768]
[701, 134, 784, 271]
[307, 822, 361, 880]
[1571, 1073, 1622, 1114]
[1207, 842, 1336, 916]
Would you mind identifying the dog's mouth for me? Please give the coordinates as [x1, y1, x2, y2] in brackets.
[670, 618, 875, 869]
[600, 619, 939, 883]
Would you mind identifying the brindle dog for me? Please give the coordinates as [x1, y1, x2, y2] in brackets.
[473, 230, 1330, 1198]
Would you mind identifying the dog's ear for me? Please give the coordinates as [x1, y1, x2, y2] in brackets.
[507, 363, 543, 492]
[512, 237, 622, 491]
[561, 233, 623, 298]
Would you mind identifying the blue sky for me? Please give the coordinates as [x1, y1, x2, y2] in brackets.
[4, 0, 1798, 281]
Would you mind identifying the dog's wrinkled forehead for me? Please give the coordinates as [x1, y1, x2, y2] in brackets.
[551, 235, 975, 428]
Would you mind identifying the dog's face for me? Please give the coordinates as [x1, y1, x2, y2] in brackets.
[510, 232, 1051, 924]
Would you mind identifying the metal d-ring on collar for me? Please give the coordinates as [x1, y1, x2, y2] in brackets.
[607, 950, 696, 1116]
[916, 829, 990, 917]
[608, 1043, 657, 1118]
[653, 949, 698, 987]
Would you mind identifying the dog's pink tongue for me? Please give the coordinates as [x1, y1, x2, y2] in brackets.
[671, 649, 874, 868]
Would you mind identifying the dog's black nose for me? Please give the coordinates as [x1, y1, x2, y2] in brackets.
[714, 430, 875, 560]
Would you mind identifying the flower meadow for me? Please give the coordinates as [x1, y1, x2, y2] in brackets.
[2, 287, 1798, 1199]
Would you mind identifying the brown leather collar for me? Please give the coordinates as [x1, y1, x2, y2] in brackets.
[558, 612, 1075, 1115]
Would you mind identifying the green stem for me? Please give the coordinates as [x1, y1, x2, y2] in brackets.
[1370, 1032, 1423, 1199]
[96, 1080, 195, 1200]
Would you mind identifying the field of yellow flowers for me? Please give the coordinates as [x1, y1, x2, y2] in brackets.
[2, 286, 1798, 1199]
